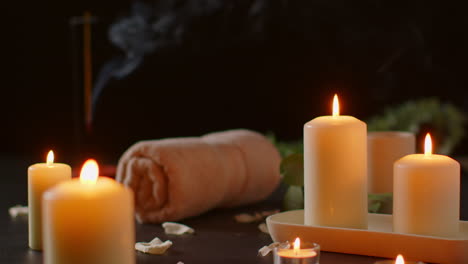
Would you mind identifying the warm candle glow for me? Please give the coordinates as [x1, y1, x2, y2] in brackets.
[46, 150, 54, 166]
[395, 254, 404, 264]
[80, 159, 99, 184]
[424, 133, 432, 156]
[293, 237, 300, 255]
[332, 94, 339, 117]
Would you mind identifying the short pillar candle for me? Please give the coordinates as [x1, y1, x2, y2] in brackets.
[393, 134, 460, 237]
[42, 159, 135, 264]
[28, 150, 71, 250]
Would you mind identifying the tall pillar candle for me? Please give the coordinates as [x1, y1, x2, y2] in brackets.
[28, 150, 71, 250]
[304, 95, 367, 229]
[42, 159, 135, 264]
[393, 134, 460, 237]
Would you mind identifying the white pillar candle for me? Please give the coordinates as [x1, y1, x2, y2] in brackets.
[304, 95, 367, 229]
[28, 150, 71, 250]
[368, 131, 415, 194]
[42, 159, 135, 264]
[393, 134, 460, 237]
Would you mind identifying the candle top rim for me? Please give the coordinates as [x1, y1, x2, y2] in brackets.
[276, 248, 318, 258]
[367, 131, 415, 139]
[396, 153, 459, 165]
[42, 177, 130, 201]
[28, 162, 71, 169]
[305, 115, 364, 127]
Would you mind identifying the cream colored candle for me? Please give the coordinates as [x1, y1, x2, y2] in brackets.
[42, 159, 135, 264]
[28, 150, 71, 250]
[393, 134, 460, 237]
[304, 95, 367, 229]
[368, 131, 415, 194]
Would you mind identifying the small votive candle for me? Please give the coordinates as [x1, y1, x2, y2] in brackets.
[274, 238, 320, 264]
[374, 254, 425, 264]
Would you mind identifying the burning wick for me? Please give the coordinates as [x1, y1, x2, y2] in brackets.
[396, 254, 404, 264]
[293, 237, 300, 255]
[424, 133, 432, 156]
[332, 94, 339, 117]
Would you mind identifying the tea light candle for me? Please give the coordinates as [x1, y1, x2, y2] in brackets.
[42, 159, 135, 264]
[304, 94, 367, 228]
[28, 150, 71, 250]
[274, 238, 320, 264]
[374, 254, 425, 264]
[393, 134, 460, 237]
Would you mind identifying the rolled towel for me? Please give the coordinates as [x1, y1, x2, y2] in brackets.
[116, 129, 281, 223]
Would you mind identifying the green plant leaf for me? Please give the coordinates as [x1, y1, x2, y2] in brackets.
[283, 185, 304, 211]
[267, 132, 303, 158]
[280, 153, 304, 186]
[368, 193, 393, 213]
[368, 201, 382, 213]
[367, 98, 465, 155]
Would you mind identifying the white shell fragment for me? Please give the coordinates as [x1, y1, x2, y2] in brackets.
[9, 205, 28, 218]
[235, 213, 262, 223]
[258, 241, 290, 256]
[162, 222, 195, 235]
[135, 237, 173, 254]
[234, 210, 279, 223]
[258, 222, 269, 234]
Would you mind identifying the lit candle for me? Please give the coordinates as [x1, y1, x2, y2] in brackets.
[28, 150, 71, 250]
[274, 238, 320, 264]
[393, 133, 460, 237]
[374, 254, 423, 264]
[304, 94, 367, 228]
[42, 159, 135, 264]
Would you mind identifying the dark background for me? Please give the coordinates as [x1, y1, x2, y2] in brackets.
[3, 0, 468, 165]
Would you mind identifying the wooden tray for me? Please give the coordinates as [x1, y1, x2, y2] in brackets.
[266, 210, 468, 264]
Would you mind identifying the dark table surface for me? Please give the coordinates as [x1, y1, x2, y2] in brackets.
[2, 155, 467, 264]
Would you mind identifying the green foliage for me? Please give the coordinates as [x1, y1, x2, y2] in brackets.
[280, 153, 304, 186]
[368, 193, 393, 213]
[267, 133, 303, 158]
[367, 98, 465, 155]
[283, 185, 304, 211]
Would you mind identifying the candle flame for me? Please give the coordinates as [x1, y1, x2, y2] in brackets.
[46, 150, 54, 166]
[424, 133, 432, 156]
[80, 159, 99, 184]
[396, 254, 404, 264]
[293, 237, 300, 255]
[332, 94, 339, 117]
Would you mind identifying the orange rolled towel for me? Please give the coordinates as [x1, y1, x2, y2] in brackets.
[116, 129, 281, 223]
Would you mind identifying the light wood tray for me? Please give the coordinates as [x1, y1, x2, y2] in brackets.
[266, 210, 468, 264]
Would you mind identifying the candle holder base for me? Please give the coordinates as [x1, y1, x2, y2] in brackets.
[267, 210, 468, 264]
